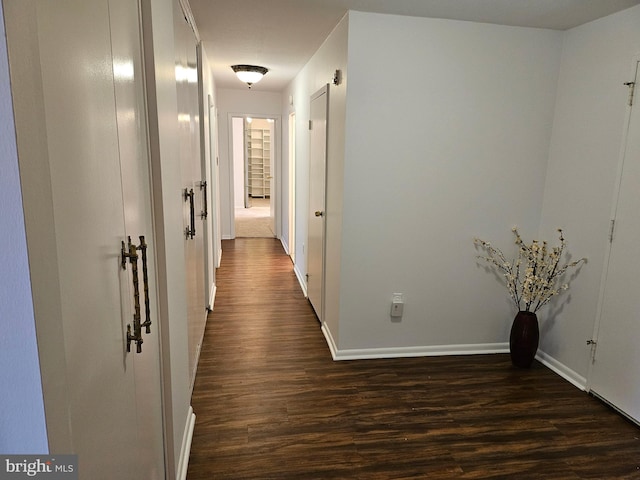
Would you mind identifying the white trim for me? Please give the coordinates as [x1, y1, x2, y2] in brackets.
[332, 344, 510, 361]
[321, 322, 338, 358]
[535, 350, 587, 391]
[280, 237, 290, 256]
[322, 324, 509, 360]
[226, 112, 282, 241]
[322, 323, 588, 391]
[177, 407, 196, 480]
[293, 263, 307, 297]
[208, 283, 217, 311]
[217, 247, 222, 268]
[178, 0, 200, 42]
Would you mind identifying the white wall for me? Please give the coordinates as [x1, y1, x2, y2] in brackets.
[538, 4, 640, 381]
[216, 88, 282, 238]
[335, 12, 563, 353]
[282, 14, 349, 343]
[0, 0, 48, 453]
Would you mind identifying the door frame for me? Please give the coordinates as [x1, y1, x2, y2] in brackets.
[226, 112, 282, 240]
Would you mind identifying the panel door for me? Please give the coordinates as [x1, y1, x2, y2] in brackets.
[173, 0, 207, 386]
[109, 0, 166, 476]
[589, 61, 640, 423]
[6, 1, 165, 477]
[307, 86, 329, 321]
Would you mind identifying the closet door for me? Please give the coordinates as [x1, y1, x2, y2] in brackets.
[307, 86, 329, 321]
[110, 0, 166, 475]
[589, 61, 640, 424]
[6, 1, 165, 477]
[174, 0, 207, 386]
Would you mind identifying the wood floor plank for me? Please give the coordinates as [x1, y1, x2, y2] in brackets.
[187, 238, 640, 479]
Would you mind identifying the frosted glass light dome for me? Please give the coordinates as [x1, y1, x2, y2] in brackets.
[231, 65, 268, 88]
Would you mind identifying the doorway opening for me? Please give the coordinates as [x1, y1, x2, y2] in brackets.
[231, 116, 276, 238]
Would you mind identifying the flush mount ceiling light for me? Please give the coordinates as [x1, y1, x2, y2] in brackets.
[231, 64, 268, 89]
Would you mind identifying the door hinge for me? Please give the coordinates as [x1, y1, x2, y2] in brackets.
[609, 219, 615, 243]
[624, 81, 635, 106]
[308, 120, 312, 130]
[587, 339, 597, 362]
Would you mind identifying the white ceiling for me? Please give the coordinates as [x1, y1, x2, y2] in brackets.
[189, 0, 640, 92]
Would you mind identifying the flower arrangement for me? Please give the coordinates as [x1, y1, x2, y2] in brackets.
[474, 228, 586, 313]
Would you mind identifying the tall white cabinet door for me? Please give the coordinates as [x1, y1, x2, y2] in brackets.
[6, 0, 164, 477]
[590, 61, 640, 424]
[174, 0, 207, 387]
[109, 0, 166, 476]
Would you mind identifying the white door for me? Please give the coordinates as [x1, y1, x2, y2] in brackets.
[307, 86, 329, 320]
[174, 0, 207, 386]
[110, 0, 166, 474]
[5, 0, 165, 477]
[589, 61, 640, 423]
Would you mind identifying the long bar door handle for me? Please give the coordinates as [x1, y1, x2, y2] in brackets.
[184, 188, 195, 239]
[138, 236, 151, 334]
[122, 236, 143, 353]
[200, 180, 208, 220]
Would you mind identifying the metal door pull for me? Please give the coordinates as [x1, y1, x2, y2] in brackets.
[200, 180, 208, 220]
[184, 188, 195, 239]
[121, 236, 152, 353]
[139, 236, 151, 334]
[122, 237, 143, 353]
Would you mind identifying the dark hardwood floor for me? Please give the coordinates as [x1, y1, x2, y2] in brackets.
[187, 238, 640, 479]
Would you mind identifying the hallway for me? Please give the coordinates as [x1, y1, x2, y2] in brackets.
[187, 239, 640, 479]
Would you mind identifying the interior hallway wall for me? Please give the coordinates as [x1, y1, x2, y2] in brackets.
[335, 12, 563, 354]
[282, 14, 349, 344]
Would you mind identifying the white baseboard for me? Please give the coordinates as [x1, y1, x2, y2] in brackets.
[321, 324, 587, 391]
[211, 284, 217, 309]
[293, 264, 307, 297]
[217, 247, 222, 268]
[222, 234, 232, 240]
[280, 237, 290, 255]
[177, 407, 196, 480]
[321, 323, 509, 361]
[535, 350, 587, 391]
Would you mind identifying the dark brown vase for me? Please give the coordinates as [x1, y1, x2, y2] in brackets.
[509, 311, 539, 368]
